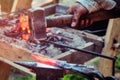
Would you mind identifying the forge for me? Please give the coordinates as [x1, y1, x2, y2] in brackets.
[3, 24, 86, 58]
[0, 4, 103, 64]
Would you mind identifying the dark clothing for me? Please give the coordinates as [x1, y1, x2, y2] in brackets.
[107, 0, 120, 18]
[114, 0, 120, 10]
[114, 0, 120, 8]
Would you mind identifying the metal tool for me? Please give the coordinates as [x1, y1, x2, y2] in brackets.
[15, 61, 61, 69]
[28, 8, 47, 40]
[15, 54, 117, 80]
[28, 7, 73, 41]
[15, 56, 104, 80]
[15, 61, 63, 80]
[28, 7, 120, 41]
[41, 40, 117, 76]
[15, 61, 104, 80]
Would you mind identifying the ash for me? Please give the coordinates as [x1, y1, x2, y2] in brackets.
[22, 28, 86, 57]
[0, 15, 86, 58]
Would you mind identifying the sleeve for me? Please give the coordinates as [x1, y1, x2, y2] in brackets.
[76, 0, 116, 13]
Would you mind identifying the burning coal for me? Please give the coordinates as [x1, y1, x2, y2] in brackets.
[0, 12, 86, 58]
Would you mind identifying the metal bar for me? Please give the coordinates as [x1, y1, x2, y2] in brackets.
[112, 58, 117, 76]
[41, 40, 117, 76]
[41, 40, 116, 61]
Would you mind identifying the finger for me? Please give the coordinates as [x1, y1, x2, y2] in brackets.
[80, 20, 85, 28]
[79, 19, 89, 29]
[89, 19, 93, 25]
[79, 18, 93, 29]
[85, 19, 89, 27]
[71, 9, 81, 27]
[86, 18, 93, 27]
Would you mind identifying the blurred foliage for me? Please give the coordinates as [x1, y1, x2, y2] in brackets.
[9, 67, 36, 80]
[62, 74, 89, 80]
[14, 76, 35, 80]
[115, 51, 120, 71]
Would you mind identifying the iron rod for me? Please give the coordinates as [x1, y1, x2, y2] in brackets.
[42, 40, 116, 61]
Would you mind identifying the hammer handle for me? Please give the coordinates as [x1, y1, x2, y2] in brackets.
[46, 10, 120, 27]
[46, 15, 72, 27]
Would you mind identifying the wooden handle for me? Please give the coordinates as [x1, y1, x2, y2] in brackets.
[46, 15, 73, 27]
[46, 10, 120, 27]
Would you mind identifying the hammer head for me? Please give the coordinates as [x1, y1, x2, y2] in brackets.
[28, 7, 47, 41]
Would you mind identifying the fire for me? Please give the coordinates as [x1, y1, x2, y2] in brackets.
[13, 13, 49, 41]
[19, 14, 30, 40]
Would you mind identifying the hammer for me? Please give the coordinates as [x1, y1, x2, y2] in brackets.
[28, 7, 120, 40]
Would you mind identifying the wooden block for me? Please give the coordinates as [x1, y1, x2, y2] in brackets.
[99, 18, 120, 77]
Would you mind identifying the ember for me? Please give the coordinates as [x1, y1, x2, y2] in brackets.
[0, 12, 86, 58]
[4, 27, 86, 57]
[19, 14, 30, 40]
[9, 13, 31, 40]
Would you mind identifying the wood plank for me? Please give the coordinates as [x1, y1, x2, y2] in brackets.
[0, 0, 14, 12]
[1, 0, 32, 12]
[98, 18, 120, 77]
[0, 41, 35, 61]
[53, 0, 59, 3]
[70, 42, 96, 64]
[40, 0, 58, 7]
[11, 0, 32, 12]
[0, 61, 11, 80]
[54, 42, 96, 64]
[0, 56, 36, 76]
[65, 28, 104, 53]
[11, 0, 18, 12]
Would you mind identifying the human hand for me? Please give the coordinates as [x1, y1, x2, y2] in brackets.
[67, 2, 92, 28]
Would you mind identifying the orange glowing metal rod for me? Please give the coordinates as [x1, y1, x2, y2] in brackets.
[31, 54, 57, 66]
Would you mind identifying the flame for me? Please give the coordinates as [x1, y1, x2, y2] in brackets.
[19, 14, 30, 40]
[14, 14, 49, 41]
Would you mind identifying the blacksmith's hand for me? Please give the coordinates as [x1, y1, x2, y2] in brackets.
[67, 2, 89, 28]
[67, 0, 116, 29]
